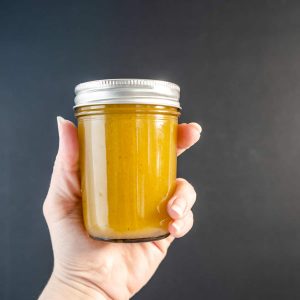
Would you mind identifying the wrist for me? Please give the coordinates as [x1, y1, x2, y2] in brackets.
[39, 273, 110, 300]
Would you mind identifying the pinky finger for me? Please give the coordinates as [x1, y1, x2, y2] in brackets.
[169, 211, 194, 238]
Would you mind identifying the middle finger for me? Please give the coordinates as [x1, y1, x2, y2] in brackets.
[167, 178, 197, 220]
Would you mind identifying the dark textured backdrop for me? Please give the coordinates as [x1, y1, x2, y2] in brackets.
[1, 0, 300, 299]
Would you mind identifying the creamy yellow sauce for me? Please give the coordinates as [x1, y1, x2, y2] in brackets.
[76, 105, 179, 241]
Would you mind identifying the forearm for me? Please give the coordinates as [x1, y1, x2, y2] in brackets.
[38, 273, 109, 300]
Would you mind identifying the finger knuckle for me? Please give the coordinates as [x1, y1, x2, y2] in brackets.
[176, 177, 188, 184]
[184, 181, 197, 199]
[191, 186, 197, 199]
[42, 201, 49, 218]
[185, 212, 194, 233]
[189, 211, 194, 223]
[177, 178, 193, 189]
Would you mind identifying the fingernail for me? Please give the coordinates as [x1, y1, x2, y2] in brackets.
[172, 203, 184, 217]
[57, 116, 64, 136]
[172, 221, 182, 233]
[57, 116, 64, 126]
[168, 196, 177, 207]
[189, 122, 202, 134]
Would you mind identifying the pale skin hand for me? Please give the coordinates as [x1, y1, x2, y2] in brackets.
[39, 117, 202, 300]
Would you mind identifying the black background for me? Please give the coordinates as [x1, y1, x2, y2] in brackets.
[1, 0, 300, 299]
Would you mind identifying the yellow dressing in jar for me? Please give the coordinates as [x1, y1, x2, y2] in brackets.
[74, 79, 181, 242]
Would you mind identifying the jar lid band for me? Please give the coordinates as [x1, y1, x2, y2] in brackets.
[74, 79, 181, 109]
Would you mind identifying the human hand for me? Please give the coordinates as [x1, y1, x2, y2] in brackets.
[39, 117, 202, 300]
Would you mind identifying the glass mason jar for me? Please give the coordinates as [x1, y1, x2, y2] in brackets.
[74, 79, 181, 242]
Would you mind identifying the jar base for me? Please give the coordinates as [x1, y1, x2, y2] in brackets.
[89, 233, 170, 243]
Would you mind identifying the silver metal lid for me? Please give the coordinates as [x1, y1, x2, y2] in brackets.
[74, 79, 181, 109]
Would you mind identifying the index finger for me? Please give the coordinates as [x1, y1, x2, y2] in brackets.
[177, 122, 202, 156]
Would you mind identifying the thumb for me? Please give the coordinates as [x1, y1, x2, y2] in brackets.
[43, 116, 81, 223]
[54, 116, 79, 173]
